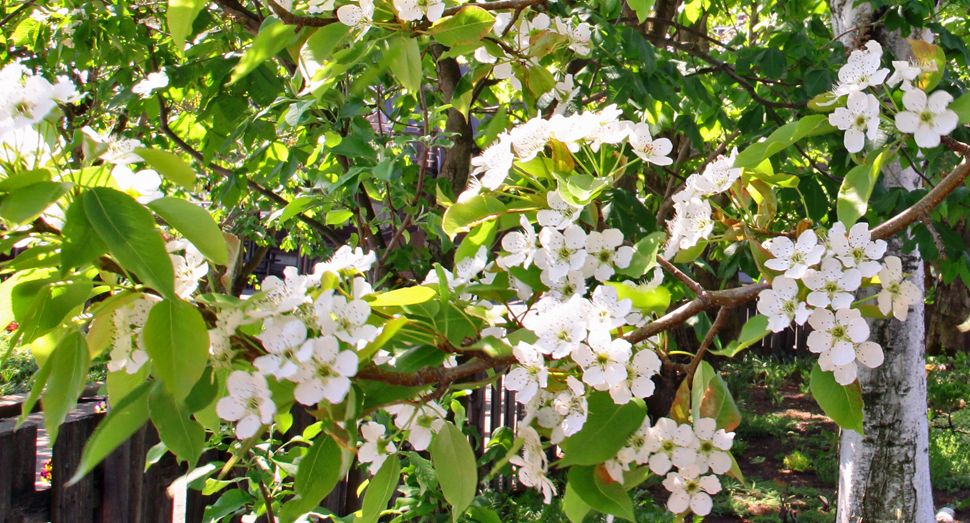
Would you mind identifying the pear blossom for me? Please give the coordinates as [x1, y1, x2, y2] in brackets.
[386, 401, 446, 451]
[107, 296, 159, 374]
[311, 245, 377, 277]
[112, 165, 163, 203]
[803, 257, 862, 310]
[251, 266, 311, 317]
[831, 40, 890, 97]
[358, 421, 398, 475]
[509, 117, 550, 161]
[307, 0, 336, 13]
[763, 229, 826, 279]
[524, 297, 589, 359]
[886, 60, 925, 90]
[216, 371, 276, 439]
[693, 148, 741, 196]
[505, 342, 549, 403]
[829, 91, 880, 153]
[169, 241, 208, 298]
[664, 191, 714, 258]
[81, 127, 144, 165]
[336, 0, 374, 29]
[535, 225, 587, 282]
[537, 190, 583, 229]
[582, 229, 635, 281]
[552, 75, 580, 115]
[587, 285, 633, 333]
[551, 376, 589, 437]
[831, 339, 885, 385]
[314, 289, 379, 348]
[807, 308, 870, 374]
[894, 89, 959, 149]
[131, 70, 169, 98]
[254, 316, 311, 379]
[877, 255, 921, 321]
[573, 329, 631, 389]
[394, 0, 444, 21]
[498, 215, 538, 269]
[663, 464, 722, 516]
[644, 417, 699, 475]
[292, 335, 358, 405]
[828, 222, 887, 277]
[453, 245, 489, 286]
[610, 348, 662, 404]
[471, 133, 514, 189]
[614, 417, 654, 469]
[628, 122, 673, 165]
[757, 276, 811, 332]
[553, 18, 591, 55]
[509, 427, 557, 504]
[690, 418, 734, 475]
[540, 269, 587, 301]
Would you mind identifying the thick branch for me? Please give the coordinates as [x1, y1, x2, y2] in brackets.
[213, 0, 263, 34]
[267, 0, 338, 26]
[442, 0, 547, 16]
[871, 141, 970, 241]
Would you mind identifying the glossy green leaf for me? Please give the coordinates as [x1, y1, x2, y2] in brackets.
[149, 383, 205, 469]
[837, 159, 881, 228]
[230, 18, 300, 85]
[135, 148, 196, 189]
[567, 465, 635, 522]
[710, 314, 771, 357]
[142, 299, 210, 401]
[951, 92, 970, 125]
[810, 362, 864, 434]
[442, 195, 506, 239]
[167, 0, 208, 51]
[563, 482, 591, 523]
[387, 34, 422, 94]
[42, 333, 90, 445]
[280, 433, 342, 523]
[735, 115, 835, 168]
[559, 392, 646, 466]
[69, 381, 152, 486]
[455, 220, 497, 263]
[148, 197, 229, 265]
[61, 197, 109, 271]
[184, 366, 219, 413]
[430, 6, 496, 47]
[368, 286, 436, 307]
[84, 188, 176, 301]
[430, 421, 478, 522]
[627, 0, 656, 24]
[12, 277, 91, 344]
[0, 168, 51, 192]
[0, 182, 72, 225]
[616, 232, 666, 277]
[358, 454, 401, 523]
[358, 316, 409, 362]
[692, 360, 742, 431]
[605, 281, 671, 313]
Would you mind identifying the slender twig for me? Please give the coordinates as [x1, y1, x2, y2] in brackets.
[657, 256, 707, 299]
[685, 306, 731, 383]
[379, 215, 413, 266]
[0, 0, 36, 29]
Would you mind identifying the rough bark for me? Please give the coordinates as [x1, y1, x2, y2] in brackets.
[925, 219, 970, 354]
[836, 164, 935, 523]
[827, 5, 936, 519]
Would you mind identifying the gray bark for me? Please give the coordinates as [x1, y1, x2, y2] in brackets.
[826, 6, 936, 519]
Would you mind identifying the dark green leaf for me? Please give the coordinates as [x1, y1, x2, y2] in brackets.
[810, 362, 864, 434]
[61, 197, 109, 271]
[148, 197, 229, 265]
[0, 182, 72, 225]
[431, 421, 478, 522]
[358, 454, 401, 523]
[142, 300, 210, 402]
[560, 393, 646, 466]
[567, 465, 635, 522]
[43, 333, 90, 445]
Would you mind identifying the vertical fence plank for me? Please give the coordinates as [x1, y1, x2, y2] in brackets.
[51, 412, 103, 523]
[0, 421, 45, 523]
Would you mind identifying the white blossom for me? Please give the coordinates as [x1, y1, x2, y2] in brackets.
[292, 335, 358, 405]
[107, 296, 159, 374]
[509, 426, 557, 504]
[394, 0, 445, 21]
[828, 91, 880, 153]
[216, 371, 276, 439]
[471, 133, 514, 190]
[254, 316, 311, 379]
[690, 418, 734, 475]
[832, 40, 890, 97]
[628, 122, 673, 165]
[644, 417, 698, 475]
[582, 229, 634, 282]
[312, 245, 377, 278]
[112, 165, 163, 203]
[131, 70, 169, 98]
[314, 289, 380, 348]
[663, 464, 722, 516]
[694, 148, 741, 196]
[509, 117, 550, 161]
[807, 307, 870, 374]
[524, 297, 589, 359]
[505, 342, 549, 403]
[611, 348, 662, 404]
[498, 215, 538, 270]
[551, 376, 588, 437]
[803, 257, 862, 310]
[828, 222, 887, 278]
[337, 0, 374, 28]
[763, 229, 826, 279]
[573, 329, 631, 390]
[386, 401, 446, 451]
[358, 421, 397, 475]
[537, 191, 583, 229]
[540, 269, 587, 301]
[894, 89, 959, 149]
[169, 241, 207, 299]
[877, 255, 921, 321]
[535, 225, 587, 282]
[587, 285, 632, 333]
[757, 276, 810, 332]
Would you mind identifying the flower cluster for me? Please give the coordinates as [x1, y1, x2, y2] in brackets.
[0, 63, 80, 164]
[826, 40, 958, 152]
[756, 223, 920, 384]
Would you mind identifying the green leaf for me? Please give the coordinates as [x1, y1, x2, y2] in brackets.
[567, 465, 635, 522]
[358, 316, 409, 362]
[810, 362, 864, 434]
[149, 383, 204, 469]
[735, 115, 835, 168]
[837, 150, 887, 228]
[300, 23, 352, 79]
[456, 220, 497, 263]
[368, 286, 437, 307]
[184, 366, 219, 413]
[710, 314, 771, 357]
[559, 392, 646, 466]
[0, 168, 51, 192]
[358, 454, 401, 523]
[61, 197, 109, 271]
[616, 232, 666, 277]
[280, 433, 342, 523]
[167, 0, 209, 51]
[0, 182, 72, 225]
[16, 354, 53, 429]
[430, 421, 478, 522]
[627, 0, 656, 24]
[563, 482, 591, 523]
[135, 148, 197, 189]
[230, 18, 300, 85]
[442, 195, 506, 239]
[148, 197, 229, 265]
[387, 35, 422, 94]
[142, 299, 210, 402]
[430, 6, 496, 48]
[69, 381, 152, 486]
[12, 277, 91, 344]
[84, 188, 176, 301]
[42, 333, 90, 445]
[761, 49, 787, 79]
[951, 92, 970, 125]
[692, 360, 742, 431]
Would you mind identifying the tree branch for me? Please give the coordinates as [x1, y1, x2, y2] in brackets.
[442, 0, 547, 17]
[685, 306, 731, 383]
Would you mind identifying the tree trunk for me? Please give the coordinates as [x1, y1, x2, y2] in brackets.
[835, 166, 935, 523]
[925, 218, 970, 354]
[826, 4, 936, 519]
